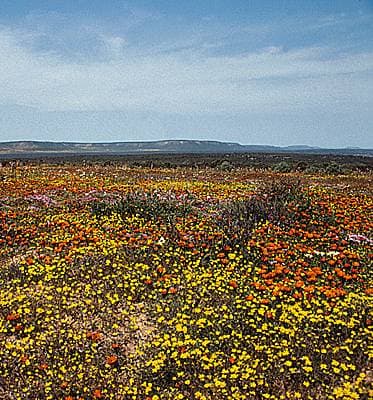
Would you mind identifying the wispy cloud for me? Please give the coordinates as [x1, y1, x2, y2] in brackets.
[100, 34, 127, 58]
[2, 8, 159, 61]
[0, 24, 372, 117]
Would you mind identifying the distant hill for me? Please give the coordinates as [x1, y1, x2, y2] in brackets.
[0, 140, 372, 156]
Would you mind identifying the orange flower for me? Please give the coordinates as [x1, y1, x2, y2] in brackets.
[6, 312, 20, 321]
[304, 285, 315, 293]
[19, 355, 29, 364]
[229, 280, 238, 289]
[168, 286, 178, 294]
[364, 288, 373, 295]
[106, 354, 118, 365]
[25, 257, 34, 265]
[93, 389, 102, 398]
[86, 331, 103, 342]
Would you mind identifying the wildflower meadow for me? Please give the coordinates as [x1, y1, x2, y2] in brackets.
[0, 163, 372, 400]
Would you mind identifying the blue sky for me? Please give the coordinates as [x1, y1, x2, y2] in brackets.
[0, 1, 372, 147]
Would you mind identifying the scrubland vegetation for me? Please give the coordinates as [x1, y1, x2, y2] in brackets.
[0, 163, 372, 399]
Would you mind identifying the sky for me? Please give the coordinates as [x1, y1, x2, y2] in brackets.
[0, 1, 372, 147]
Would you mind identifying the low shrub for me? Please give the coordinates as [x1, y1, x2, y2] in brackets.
[273, 161, 292, 173]
[91, 191, 195, 224]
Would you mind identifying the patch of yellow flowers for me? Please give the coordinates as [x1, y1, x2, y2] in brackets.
[0, 165, 371, 399]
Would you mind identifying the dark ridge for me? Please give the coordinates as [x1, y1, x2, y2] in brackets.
[0, 140, 372, 157]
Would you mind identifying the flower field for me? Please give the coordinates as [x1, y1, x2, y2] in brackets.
[0, 164, 372, 400]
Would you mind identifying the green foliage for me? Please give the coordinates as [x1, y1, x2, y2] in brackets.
[273, 161, 292, 173]
[219, 160, 233, 171]
[91, 192, 194, 224]
[219, 177, 307, 246]
[325, 162, 344, 175]
[304, 165, 321, 174]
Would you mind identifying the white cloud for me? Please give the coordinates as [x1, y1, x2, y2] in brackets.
[100, 34, 127, 58]
[0, 26, 372, 115]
